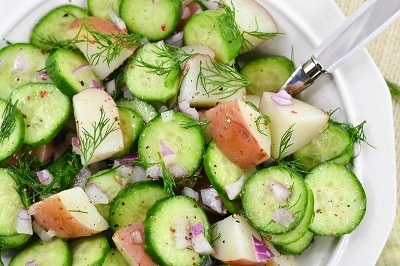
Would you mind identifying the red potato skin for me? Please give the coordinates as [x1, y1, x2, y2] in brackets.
[69, 16, 127, 35]
[206, 100, 270, 169]
[68, 17, 138, 51]
[31, 196, 100, 239]
[177, 1, 202, 31]
[113, 222, 157, 266]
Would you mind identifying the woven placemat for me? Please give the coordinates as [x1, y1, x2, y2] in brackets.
[334, 0, 400, 265]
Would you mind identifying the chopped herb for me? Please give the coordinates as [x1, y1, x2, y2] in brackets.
[0, 100, 18, 145]
[77, 106, 118, 166]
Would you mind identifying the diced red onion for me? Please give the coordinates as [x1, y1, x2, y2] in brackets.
[200, 188, 227, 214]
[72, 64, 91, 74]
[73, 167, 92, 188]
[165, 31, 183, 47]
[105, 79, 116, 95]
[271, 90, 293, 106]
[36, 69, 50, 81]
[168, 163, 188, 178]
[15, 208, 33, 235]
[114, 161, 135, 179]
[71, 137, 81, 154]
[85, 182, 109, 204]
[181, 187, 199, 201]
[32, 220, 55, 242]
[181, 6, 191, 19]
[146, 164, 162, 179]
[130, 228, 144, 245]
[225, 175, 246, 200]
[25, 260, 39, 266]
[173, 217, 191, 249]
[159, 139, 175, 157]
[268, 179, 292, 202]
[0, 59, 4, 67]
[13, 52, 27, 72]
[128, 165, 149, 183]
[252, 235, 274, 261]
[191, 222, 204, 236]
[90, 79, 104, 89]
[36, 169, 53, 185]
[178, 99, 199, 121]
[161, 110, 174, 122]
[108, 9, 128, 32]
[272, 209, 296, 227]
[191, 222, 214, 255]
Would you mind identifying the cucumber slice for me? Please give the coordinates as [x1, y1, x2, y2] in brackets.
[183, 9, 241, 64]
[275, 230, 314, 255]
[203, 140, 256, 213]
[0, 99, 25, 162]
[241, 166, 308, 234]
[117, 97, 158, 123]
[304, 162, 367, 236]
[9, 238, 72, 266]
[10, 83, 71, 147]
[0, 168, 26, 237]
[0, 43, 49, 100]
[112, 107, 144, 158]
[264, 187, 314, 245]
[138, 111, 205, 178]
[120, 0, 182, 41]
[144, 195, 211, 266]
[69, 234, 110, 266]
[240, 55, 295, 95]
[292, 120, 354, 171]
[46, 48, 103, 98]
[109, 180, 168, 231]
[30, 5, 88, 50]
[125, 42, 181, 103]
[0, 233, 31, 250]
[102, 248, 129, 266]
[88, 0, 121, 20]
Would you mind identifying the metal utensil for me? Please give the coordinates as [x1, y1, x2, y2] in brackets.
[281, 0, 400, 96]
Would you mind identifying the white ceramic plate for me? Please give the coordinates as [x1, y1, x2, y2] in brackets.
[0, 0, 396, 265]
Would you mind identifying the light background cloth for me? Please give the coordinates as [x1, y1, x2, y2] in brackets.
[334, 0, 400, 265]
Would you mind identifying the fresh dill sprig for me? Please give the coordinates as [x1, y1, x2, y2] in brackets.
[8, 152, 45, 206]
[277, 124, 295, 161]
[241, 30, 280, 52]
[133, 43, 195, 77]
[256, 115, 271, 136]
[8, 150, 82, 206]
[0, 99, 18, 145]
[197, 60, 250, 99]
[83, 21, 143, 66]
[157, 152, 176, 196]
[33, 35, 79, 50]
[180, 120, 210, 130]
[78, 106, 118, 166]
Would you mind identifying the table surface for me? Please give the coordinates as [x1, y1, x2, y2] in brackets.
[334, 0, 400, 265]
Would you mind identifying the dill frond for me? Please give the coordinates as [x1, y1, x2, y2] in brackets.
[78, 106, 118, 166]
[0, 100, 18, 145]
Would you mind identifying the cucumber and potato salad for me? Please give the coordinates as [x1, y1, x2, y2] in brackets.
[0, 0, 368, 265]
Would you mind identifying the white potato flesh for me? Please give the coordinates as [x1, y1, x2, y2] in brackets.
[206, 99, 271, 169]
[211, 214, 270, 264]
[221, 0, 278, 53]
[73, 88, 124, 166]
[30, 187, 109, 239]
[259, 91, 329, 159]
[179, 54, 246, 108]
[67, 17, 136, 80]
